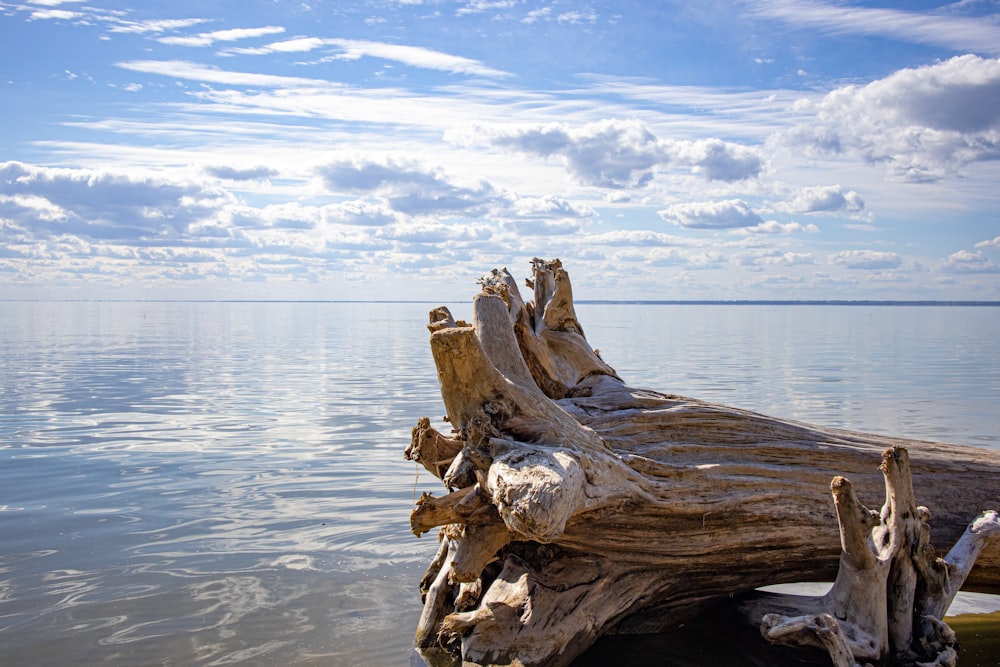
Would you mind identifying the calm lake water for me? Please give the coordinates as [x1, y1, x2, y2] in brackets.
[1, 301, 998, 666]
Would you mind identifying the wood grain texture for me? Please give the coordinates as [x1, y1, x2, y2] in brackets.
[406, 259, 1000, 667]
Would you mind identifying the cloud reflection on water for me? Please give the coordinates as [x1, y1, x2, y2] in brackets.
[1, 301, 997, 666]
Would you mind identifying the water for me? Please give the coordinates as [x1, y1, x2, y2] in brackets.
[1, 301, 998, 666]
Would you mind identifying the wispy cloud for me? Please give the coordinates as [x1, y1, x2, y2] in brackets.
[751, 0, 1000, 55]
[456, 0, 519, 17]
[117, 60, 325, 87]
[27, 8, 79, 20]
[107, 18, 211, 34]
[4, 1, 1000, 299]
[226, 37, 511, 77]
[158, 26, 286, 47]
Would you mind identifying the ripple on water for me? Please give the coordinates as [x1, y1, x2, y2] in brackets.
[2, 302, 998, 666]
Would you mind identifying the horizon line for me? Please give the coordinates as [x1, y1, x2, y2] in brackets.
[3, 299, 1000, 306]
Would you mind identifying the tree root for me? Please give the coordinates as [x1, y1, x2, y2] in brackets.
[406, 259, 1000, 667]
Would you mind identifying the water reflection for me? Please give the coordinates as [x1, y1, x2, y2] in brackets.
[0, 301, 444, 665]
[579, 304, 1000, 447]
[1, 302, 997, 666]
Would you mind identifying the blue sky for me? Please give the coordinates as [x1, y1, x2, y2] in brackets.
[1, 0, 999, 301]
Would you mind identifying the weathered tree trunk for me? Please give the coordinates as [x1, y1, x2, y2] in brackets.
[405, 259, 1000, 667]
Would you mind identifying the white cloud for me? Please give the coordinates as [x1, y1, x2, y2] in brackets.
[204, 165, 278, 181]
[459, 119, 761, 188]
[502, 218, 585, 236]
[828, 249, 902, 270]
[117, 60, 324, 87]
[522, 7, 552, 23]
[316, 157, 498, 216]
[108, 18, 211, 35]
[739, 249, 816, 268]
[646, 247, 726, 268]
[586, 230, 687, 246]
[227, 37, 327, 55]
[659, 199, 763, 229]
[316, 156, 592, 222]
[0, 162, 240, 252]
[227, 37, 510, 77]
[671, 139, 762, 182]
[28, 9, 79, 20]
[786, 55, 1000, 182]
[557, 10, 599, 25]
[456, 0, 519, 16]
[941, 249, 1000, 273]
[777, 184, 864, 214]
[329, 39, 512, 76]
[158, 26, 286, 48]
[975, 235, 1000, 249]
[323, 200, 400, 227]
[507, 194, 594, 220]
[750, 0, 1000, 55]
[738, 220, 821, 235]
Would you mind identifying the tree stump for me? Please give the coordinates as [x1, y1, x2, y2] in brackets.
[405, 259, 1000, 667]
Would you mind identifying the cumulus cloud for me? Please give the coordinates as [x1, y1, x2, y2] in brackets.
[738, 220, 821, 235]
[453, 119, 761, 188]
[828, 249, 902, 269]
[739, 249, 816, 269]
[222, 200, 405, 232]
[0, 159, 605, 291]
[777, 184, 864, 214]
[646, 247, 726, 269]
[503, 218, 586, 236]
[507, 194, 595, 220]
[0, 161, 231, 240]
[323, 200, 400, 227]
[975, 235, 1000, 249]
[479, 119, 665, 188]
[586, 230, 687, 246]
[940, 249, 1000, 274]
[671, 139, 763, 182]
[316, 157, 591, 226]
[786, 55, 1000, 182]
[317, 157, 499, 216]
[378, 219, 492, 244]
[659, 199, 763, 229]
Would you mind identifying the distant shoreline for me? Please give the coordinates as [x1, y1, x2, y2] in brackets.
[4, 299, 1000, 306]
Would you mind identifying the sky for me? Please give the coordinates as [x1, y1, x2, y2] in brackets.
[1, 0, 999, 301]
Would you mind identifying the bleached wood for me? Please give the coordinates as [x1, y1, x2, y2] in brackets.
[405, 259, 1000, 667]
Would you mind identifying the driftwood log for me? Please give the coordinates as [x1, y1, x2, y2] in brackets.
[405, 259, 1000, 667]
